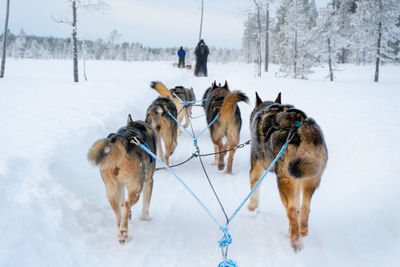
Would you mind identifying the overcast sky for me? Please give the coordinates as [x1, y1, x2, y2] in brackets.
[0, 0, 328, 49]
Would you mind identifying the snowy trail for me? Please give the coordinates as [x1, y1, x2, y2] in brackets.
[1, 60, 399, 267]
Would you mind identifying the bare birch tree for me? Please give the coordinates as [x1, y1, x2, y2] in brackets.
[0, 0, 10, 78]
[253, 0, 262, 77]
[264, 0, 270, 72]
[52, 0, 109, 82]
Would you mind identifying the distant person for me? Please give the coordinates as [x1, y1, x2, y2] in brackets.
[194, 39, 209, 77]
[177, 47, 186, 68]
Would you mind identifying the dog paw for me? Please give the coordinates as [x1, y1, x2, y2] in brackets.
[118, 229, 128, 245]
[291, 238, 304, 252]
[140, 215, 152, 221]
[300, 227, 308, 237]
[247, 202, 257, 212]
[218, 163, 225, 171]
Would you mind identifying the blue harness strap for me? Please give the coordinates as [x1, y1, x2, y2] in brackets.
[133, 117, 301, 266]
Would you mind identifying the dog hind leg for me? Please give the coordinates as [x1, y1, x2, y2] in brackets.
[225, 130, 239, 174]
[300, 175, 321, 237]
[141, 175, 154, 221]
[119, 186, 142, 245]
[216, 139, 225, 171]
[278, 175, 303, 252]
[102, 169, 123, 227]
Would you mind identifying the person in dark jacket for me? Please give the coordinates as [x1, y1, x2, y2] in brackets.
[194, 39, 209, 77]
[177, 47, 186, 68]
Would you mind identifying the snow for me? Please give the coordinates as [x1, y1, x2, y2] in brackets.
[0, 59, 399, 267]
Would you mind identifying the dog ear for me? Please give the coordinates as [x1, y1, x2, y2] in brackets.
[223, 80, 228, 89]
[211, 81, 216, 89]
[127, 114, 133, 124]
[255, 92, 262, 108]
[274, 92, 282, 104]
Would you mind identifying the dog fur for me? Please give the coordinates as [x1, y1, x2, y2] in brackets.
[87, 115, 156, 245]
[247, 92, 328, 252]
[202, 81, 249, 173]
[145, 96, 178, 166]
[151, 81, 196, 134]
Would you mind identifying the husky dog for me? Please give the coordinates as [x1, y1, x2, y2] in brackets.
[87, 115, 156, 245]
[247, 92, 328, 252]
[145, 96, 178, 166]
[151, 81, 196, 133]
[202, 81, 248, 173]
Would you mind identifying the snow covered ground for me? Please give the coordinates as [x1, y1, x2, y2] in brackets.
[0, 59, 399, 267]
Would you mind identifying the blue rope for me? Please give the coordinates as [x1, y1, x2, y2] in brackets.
[218, 226, 232, 248]
[228, 134, 293, 224]
[167, 110, 220, 149]
[167, 111, 195, 138]
[183, 98, 208, 105]
[194, 113, 220, 143]
[218, 259, 237, 267]
[172, 92, 207, 105]
[226, 121, 303, 224]
[138, 143, 225, 231]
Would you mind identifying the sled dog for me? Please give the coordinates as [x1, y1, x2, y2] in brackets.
[145, 96, 178, 165]
[87, 115, 156, 245]
[247, 92, 328, 252]
[202, 81, 248, 173]
[151, 81, 196, 133]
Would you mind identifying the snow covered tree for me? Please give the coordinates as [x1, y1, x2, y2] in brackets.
[264, 0, 273, 72]
[274, 0, 318, 79]
[351, 0, 400, 82]
[13, 29, 27, 59]
[312, 4, 342, 81]
[242, 14, 258, 64]
[107, 29, 121, 60]
[1, 0, 10, 78]
[253, 0, 263, 77]
[335, 0, 358, 63]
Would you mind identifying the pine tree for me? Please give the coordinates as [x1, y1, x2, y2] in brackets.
[274, 0, 318, 79]
[351, 0, 400, 82]
[14, 29, 27, 59]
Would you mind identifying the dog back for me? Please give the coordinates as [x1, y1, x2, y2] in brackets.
[145, 97, 178, 133]
[251, 101, 327, 179]
[88, 119, 156, 170]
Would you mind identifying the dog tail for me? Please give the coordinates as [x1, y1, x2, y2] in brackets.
[87, 137, 125, 168]
[288, 155, 326, 179]
[220, 90, 249, 118]
[150, 81, 173, 99]
[146, 105, 164, 132]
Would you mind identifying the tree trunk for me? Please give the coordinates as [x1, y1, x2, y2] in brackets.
[72, 1, 79, 82]
[199, 0, 204, 41]
[294, 30, 298, 79]
[82, 40, 87, 81]
[374, 0, 382, 82]
[327, 38, 333, 81]
[264, 2, 269, 72]
[0, 0, 10, 78]
[254, 0, 262, 77]
[341, 47, 345, 64]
